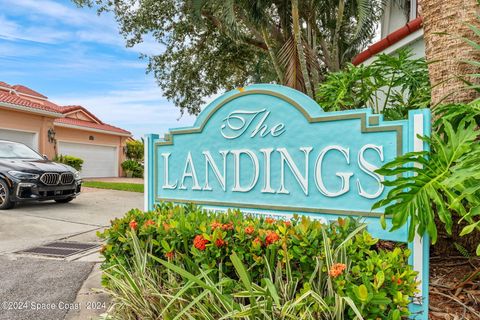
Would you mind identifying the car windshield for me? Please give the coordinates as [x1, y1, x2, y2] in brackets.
[0, 141, 43, 160]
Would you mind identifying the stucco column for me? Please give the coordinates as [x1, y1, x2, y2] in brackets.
[41, 117, 56, 159]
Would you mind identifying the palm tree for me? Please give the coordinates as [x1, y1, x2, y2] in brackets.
[191, 0, 384, 98]
[420, 0, 480, 106]
[419, 0, 480, 255]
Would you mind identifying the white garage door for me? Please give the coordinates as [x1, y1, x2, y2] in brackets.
[0, 128, 37, 150]
[58, 142, 118, 178]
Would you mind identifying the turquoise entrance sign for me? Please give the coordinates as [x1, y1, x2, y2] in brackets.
[145, 84, 430, 319]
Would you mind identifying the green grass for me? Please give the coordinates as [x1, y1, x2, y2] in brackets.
[83, 181, 144, 193]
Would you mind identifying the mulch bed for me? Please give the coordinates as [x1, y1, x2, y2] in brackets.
[429, 256, 480, 319]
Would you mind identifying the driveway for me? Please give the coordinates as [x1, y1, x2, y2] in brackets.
[0, 187, 143, 254]
[0, 187, 143, 320]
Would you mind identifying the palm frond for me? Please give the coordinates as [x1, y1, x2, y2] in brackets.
[278, 36, 305, 91]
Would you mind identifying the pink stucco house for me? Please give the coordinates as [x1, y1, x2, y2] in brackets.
[0, 81, 131, 177]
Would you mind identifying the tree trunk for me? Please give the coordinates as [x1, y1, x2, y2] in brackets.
[262, 28, 284, 83]
[420, 0, 480, 256]
[291, 0, 314, 98]
[420, 0, 480, 106]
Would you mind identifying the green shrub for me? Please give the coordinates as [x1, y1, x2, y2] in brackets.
[316, 48, 430, 120]
[99, 203, 419, 318]
[121, 159, 143, 178]
[125, 140, 144, 161]
[53, 154, 83, 171]
[374, 102, 480, 255]
[102, 229, 364, 320]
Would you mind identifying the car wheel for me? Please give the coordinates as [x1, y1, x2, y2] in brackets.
[55, 197, 74, 204]
[0, 179, 16, 210]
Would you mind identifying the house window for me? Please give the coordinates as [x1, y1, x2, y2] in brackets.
[410, 0, 418, 20]
[380, 0, 417, 39]
[89, 135, 94, 141]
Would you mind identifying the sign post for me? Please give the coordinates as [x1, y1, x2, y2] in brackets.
[145, 84, 430, 319]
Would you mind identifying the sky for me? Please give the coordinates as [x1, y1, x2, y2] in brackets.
[0, 0, 197, 138]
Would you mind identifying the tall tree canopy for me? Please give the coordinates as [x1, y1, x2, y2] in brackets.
[74, 0, 384, 114]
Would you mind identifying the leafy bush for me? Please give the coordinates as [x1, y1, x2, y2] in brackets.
[53, 154, 83, 171]
[99, 203, 419, 318]
[121, 159, 139, 171]
[315, 35, 480, 255]
[374, 102, 480, 255]
[121, 159, 143, 178]
[102, 230, 364, 320]
[125, 140, 144, 161]
[316, 49, 431, 120]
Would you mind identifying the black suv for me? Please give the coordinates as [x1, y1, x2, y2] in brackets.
[0, 140, 82, 209]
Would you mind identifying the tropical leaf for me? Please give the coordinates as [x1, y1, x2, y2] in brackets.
[316, 48, 430, 118]
[374, 105, 480, 246]
[433, 100, 480, 130]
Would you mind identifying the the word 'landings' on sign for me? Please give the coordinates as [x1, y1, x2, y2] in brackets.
[145, 84, 431, 319]
[162, 108, 385, 200]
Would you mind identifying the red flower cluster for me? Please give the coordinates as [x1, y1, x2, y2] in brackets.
[165, 251, 175, 259]
[144, 219, 155, 228]
[265, 230, 280, 245]
[129, 220, 138, 230]
[245, 226, 255, 235]
[265, 217, 275, 224]
[163, 223, 171, 231]
[193, 235, 208, 251]
[211, 221, 233, 231]
[215, 238, 226, 247]
[211, 221, 222, 230]
[284, 221, 291, 227]
[329, 263, 347, 278]
[222, 222, 234, 231]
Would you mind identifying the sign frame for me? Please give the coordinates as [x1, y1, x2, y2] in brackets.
[145, 84, 430, 319]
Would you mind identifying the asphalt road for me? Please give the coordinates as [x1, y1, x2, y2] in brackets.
[0, 187, 143, 320]
[0, 256, 94, 320]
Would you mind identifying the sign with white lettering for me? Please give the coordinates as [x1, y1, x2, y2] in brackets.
[145, 84, 430, 319]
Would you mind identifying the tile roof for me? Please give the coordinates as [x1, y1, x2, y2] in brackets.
[352, 17, 423, 65]
[59, 105, 103, 124]
[11, 84, 48, 99]
[55, 117, 131, 135]
[0, 80, 131, 136]
[43, 99, 64, 112]
[0, 91, 61, 114]
[0, 81, 12, 89]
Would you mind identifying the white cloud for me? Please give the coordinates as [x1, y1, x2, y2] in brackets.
[0, 0, 165, 55]
[0, 42, 45, 57]
[75, 31, 122, 47]
[0, 0, 183, 138]
[0, 1, 164, 55]
[0, 0, 120, 45]
[1, 0, 109, 28]
[0, 15, 71, 43]
[0, 41, 146, 78]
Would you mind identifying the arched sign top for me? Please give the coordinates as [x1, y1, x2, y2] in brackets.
[145, 84, 431, 319]
[158, 85, 404, 157]
[194, 84, 326, 128]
